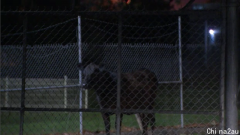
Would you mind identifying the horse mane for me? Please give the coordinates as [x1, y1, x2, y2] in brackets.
[83, 63, 99, 78]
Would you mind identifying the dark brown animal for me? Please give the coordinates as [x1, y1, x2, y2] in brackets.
[83, 63, 158, 135]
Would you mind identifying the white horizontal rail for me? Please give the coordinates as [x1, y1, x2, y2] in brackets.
[0, 81, 181, 92]
[0, 84, 85, 92]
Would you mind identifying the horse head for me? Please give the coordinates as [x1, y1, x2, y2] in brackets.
[83, 63, 106, 89]
[83, 63, 117, 94]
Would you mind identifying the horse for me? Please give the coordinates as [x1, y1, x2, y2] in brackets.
[83, 63, 158, 135]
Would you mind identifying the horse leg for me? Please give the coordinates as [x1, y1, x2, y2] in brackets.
[115, 113, 123, 134]
[102, 113, 110, 135]
[148, 113, 155, 134]
[140, 113, 148, 135]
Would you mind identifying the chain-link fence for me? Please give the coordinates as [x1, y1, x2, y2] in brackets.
[1, 2, 238, 134]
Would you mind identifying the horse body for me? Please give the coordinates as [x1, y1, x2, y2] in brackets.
[83, 63, 158, 135]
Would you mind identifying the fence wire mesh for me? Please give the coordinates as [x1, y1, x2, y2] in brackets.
[1, 7, 225, 135]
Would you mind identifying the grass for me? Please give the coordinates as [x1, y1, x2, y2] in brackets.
[1, 111, 221, 135]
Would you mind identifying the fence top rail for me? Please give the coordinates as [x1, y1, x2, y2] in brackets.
[1, 10, 222, 16]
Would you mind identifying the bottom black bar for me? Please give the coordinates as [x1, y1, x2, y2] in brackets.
[1, 107, 219, 115]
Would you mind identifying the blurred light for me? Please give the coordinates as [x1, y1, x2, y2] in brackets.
[126, 0, 131, 4]
[209, 29, 215, 35]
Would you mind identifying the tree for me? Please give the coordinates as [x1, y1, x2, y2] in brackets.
[205, 0, 221, 3]
[78, 0, 173, 11]
[125, 0, 173, 11]
[2, 0, 173, 11]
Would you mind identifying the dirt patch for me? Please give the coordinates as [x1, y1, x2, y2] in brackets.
[48, 121, 240, 135]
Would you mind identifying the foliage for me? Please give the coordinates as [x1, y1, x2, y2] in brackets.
[2, 0, 174, 11]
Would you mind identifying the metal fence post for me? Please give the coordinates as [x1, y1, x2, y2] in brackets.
[5, 76, 9, 107]
[78, 16, 83, 135]
[116, 12, 122, 135]
[225, 0, 238, 132]
[178, 16, 184, 128]
[20, 15, 27, 135]
[64, 75, 68, 108]
[204, 20, 208, 65]
[85, 88, 88, 109]
[220, 0, 226, 133]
